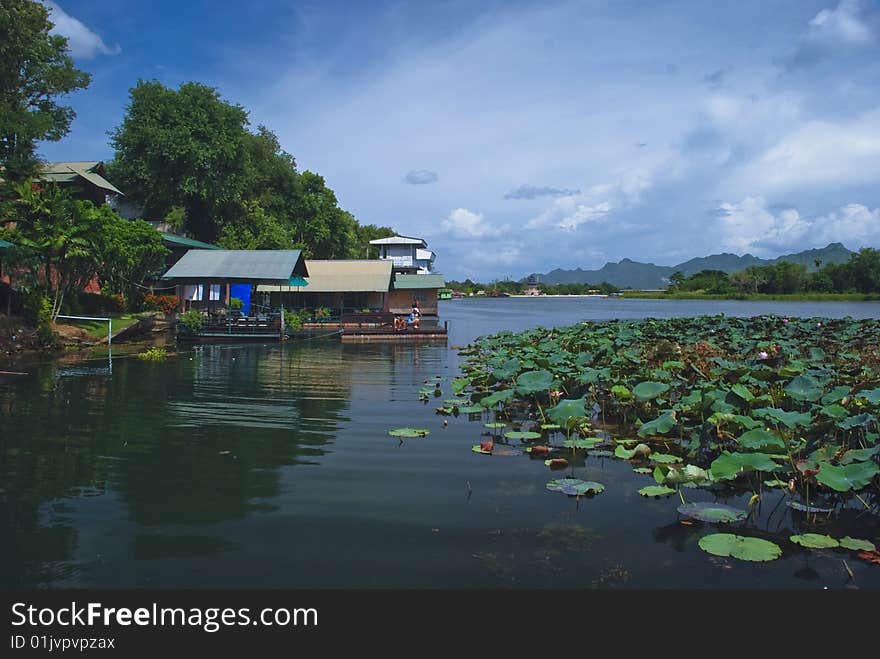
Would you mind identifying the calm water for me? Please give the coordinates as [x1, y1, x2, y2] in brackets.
[2, 297, 880, 589]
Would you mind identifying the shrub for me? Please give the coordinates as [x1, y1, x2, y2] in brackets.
[229, 297, 243, 310]
[136, 347, 168, 361]
[144, 294, 180, 315]
[179, 310, 204, 333]
[105, 293, 126, 312]
[315, 306, 332, 321]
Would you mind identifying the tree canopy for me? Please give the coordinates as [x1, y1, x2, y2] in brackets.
[108, 80, 394, 257]
[0, 0, 91, 182]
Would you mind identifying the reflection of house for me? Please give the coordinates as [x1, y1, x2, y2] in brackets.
[369, 236, 435, 273]
[257, 260, 392, 312]
[39, 161, 122, 206]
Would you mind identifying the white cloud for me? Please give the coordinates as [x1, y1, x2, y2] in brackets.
[717, 196, 880, 255]
[809, 0, 873, 45]
[528, 198, 612, 232]
[44, 1, 120, 59]
[440, 208, 495, 237]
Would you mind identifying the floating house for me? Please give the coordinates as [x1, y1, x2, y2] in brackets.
[369, 235, 435, 273]
[370, 235, 445, 315]
[162, 249, 309, 340]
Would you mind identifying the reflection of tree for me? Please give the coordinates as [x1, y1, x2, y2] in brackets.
[651, 520, 703, 553]
[0, 343, 359, 585]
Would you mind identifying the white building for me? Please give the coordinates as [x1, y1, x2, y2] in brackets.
[369, 235, 435, 273]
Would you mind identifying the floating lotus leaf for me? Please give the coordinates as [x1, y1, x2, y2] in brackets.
[471, 444, 492, 455]
[480, 389, 516, 408]
[710, 451, 781, 481]
[615, 445, 636, 459]
[541, 423, 561, 431]
[839, 537, 876, 552]
[632, 381, 670, 401]
[564, 437, 604, 449]
[484, 422, 508, 429]
[763, 479, 789, 488]
[708, 413, 763, 430]
[546, 478, 605, 496]
[388, 428, 430, 438]
[821, 386, 851, 405]
[504, 431, 542, 440]
[444, 398, 468, 406]
[590, 450, 615, 457]
[698, 534, 782, 562]
[471, 444, 521, 456]
[491, 358, 521, 381]
[651, 453, 682, 464]
[815, 461, 879, 492]
[633, 467, 654, 474]
[785, 375, 823, 402]
[638, 485, 676, 497]
[637, 410, 677, 437]
[515, 369, 555, 394]
[678, 503, 748, 523]
[614, 438, 639, 446]
[460, 405, 485, 414]
[736, 428, 786, 453]
[790, 534, 839, 549]
[547, 397, 587, 426]
[753, 407, 812, 428]
[611, 385, 632, 399]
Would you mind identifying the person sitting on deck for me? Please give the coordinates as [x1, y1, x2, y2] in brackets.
[406, 312, 420, 329]
[394, 316, 406, 331]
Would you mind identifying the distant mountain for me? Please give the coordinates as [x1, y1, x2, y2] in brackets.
[529, 243, 855, 289]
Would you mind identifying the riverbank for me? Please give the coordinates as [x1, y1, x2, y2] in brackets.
[621, 291, 880, 302]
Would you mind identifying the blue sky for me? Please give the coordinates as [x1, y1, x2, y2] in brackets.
[40, 0, 880, 280]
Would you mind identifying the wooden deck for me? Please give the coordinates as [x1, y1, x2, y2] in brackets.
[340, 316, 448, 343]
[177, 314, 284, 342]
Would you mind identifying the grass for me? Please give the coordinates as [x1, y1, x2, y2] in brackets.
[621, 291, 880, 301]
[57, 313, 143, 340]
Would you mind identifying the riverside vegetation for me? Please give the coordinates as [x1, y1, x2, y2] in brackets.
[400, 315, 880, 565]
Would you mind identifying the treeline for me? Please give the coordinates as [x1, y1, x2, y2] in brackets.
[446, 279, 620, 295]
[107, 80, 395, 256]
[668, 248, 880, 295]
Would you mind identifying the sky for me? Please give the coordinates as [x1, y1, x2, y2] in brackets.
[38, 0, 880, 281]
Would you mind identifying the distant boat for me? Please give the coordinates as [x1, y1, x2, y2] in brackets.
[486, 290, 510, 298]
[438, 288, 452, 300]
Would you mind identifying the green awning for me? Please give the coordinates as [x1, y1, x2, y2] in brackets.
[393, 274, 446, 290]
[0, 239, 14, 249]
[159, 232, 221, 250]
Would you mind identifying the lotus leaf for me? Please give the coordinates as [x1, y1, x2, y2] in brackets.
[763, 479, 789, 488]
[460, 405, 485, 414]
[637, 410, 677, 437]
[837, 445, 880, 465]
[710, 451, 780, 481]
[753, 407, 812, 428]
[655, 464, 710, 485]
[730, 384, 754, 402]
[698, 534, 781, 561]
[736, 428, 786, 452]
[611, 385, 632, 399]
[504, 431, 542, 440]
[787, 501, 834, 514]
[821, 386, 851, 405]
[838, 413, 876, 430]
[388, 428, 430, 438]
[785, 375, 823, 402]
[790, 534, 839, 549]
[651, 453, 682, 464]
[633, 381, 670, 401]
[546, 478, 605, 496]
[839, 537, 876, 552]
[815, 461, 879, 492]
[484, 422, 508, 429]
[547, 397, 587, 426]
[820, 404, 849, 420]
[451, 377, 471, 394]
[678, 502, 747, 523]
[638, 485, 676, 497]
[856, 387, 880, 404]
[564, 437, 604, 449]
[515, 370, 555, 394]
[480, 389, 516, 408]
[633, 467, 654, 474]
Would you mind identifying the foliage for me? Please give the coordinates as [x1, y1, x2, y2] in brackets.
[136, 347, 168, 361]
[228, 297, 243, 310]
[106, 80, 393, 257]
[143, 294, 179, 315]
[178, 310, 204, 333]
[698, 534, 782, 562]
[0, 0, 91, 182]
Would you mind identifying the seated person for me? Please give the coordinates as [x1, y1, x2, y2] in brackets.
[406, 312, 420, 329]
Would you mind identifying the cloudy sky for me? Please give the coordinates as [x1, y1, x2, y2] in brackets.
[39, 0, 880, 280]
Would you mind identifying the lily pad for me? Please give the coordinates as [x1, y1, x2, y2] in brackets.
[736, 428, 786, 452]
[546, 478, 605, 496]
[460, 405, 485, 414]
[637, 410, 677, 437]
[753, 407, 812, 428]
[638, 485, 676, 497]
[651, 453, 682, 464]
[815, 461, 879, 492]
[633, 467, 654, 474]
[515, 370, 555, 394]
[547, 397, 588, 426]
[471, 444, 521, 456]
[480, 389, 516, 408]
[785, 375, 823, 402]
[484, 422, 508, 429]
[388, 428, 430, 438]
[763, 479, 789, 488]
[787, 501, 834, 514]
[632, 381, 671, 401]
[710, 451, 781, 481]
[698, 533, 782, 562]
[839, 537, 876, 552]
[563, 437, 604, 449]
[790, 534, 839, 549]
[504, 431, 542, 440]
[678, 503, 748, 523]
[655, 464, 710, 486]
[541, 423, 561, 431]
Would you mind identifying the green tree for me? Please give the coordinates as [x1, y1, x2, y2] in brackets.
[0, 0, 91, 181]
[93, 211, 169, 302]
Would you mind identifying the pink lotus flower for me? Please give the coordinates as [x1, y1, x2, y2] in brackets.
[817, 322, 822, 327]
[757, 351, 769, 360]
[783, 318, 789, 323]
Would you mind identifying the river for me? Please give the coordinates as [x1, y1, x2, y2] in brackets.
[2, 297, 879, 588]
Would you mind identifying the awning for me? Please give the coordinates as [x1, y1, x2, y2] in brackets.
[162, 249, 308, 284]
[257, 259, 391, 293]
[0, 239, 14, 249]
[159, 232, 221, 250]
[393, 273, 446, 290]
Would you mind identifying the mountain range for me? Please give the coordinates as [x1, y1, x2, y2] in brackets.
[528, 243, 854, 289]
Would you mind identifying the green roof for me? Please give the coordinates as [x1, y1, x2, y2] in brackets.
[393, 273, 446, 290]
[40, 161, 123, 195]
[162, 249, 309, 284]
[0, 239, 13, 249]
[159, 232, 221, 250]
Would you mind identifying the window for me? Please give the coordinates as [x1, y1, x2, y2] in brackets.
[182, 284, 203, 301]
[209, 284, 221, 301]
